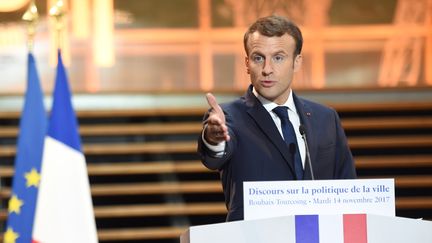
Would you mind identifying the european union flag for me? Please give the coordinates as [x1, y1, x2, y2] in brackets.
[4, 53, 47, 243]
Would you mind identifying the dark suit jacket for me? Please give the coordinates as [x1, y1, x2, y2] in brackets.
[197, 85, 356, 221]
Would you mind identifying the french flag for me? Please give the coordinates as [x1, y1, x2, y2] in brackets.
[295, 214, 367, 243]
[32, 51, 98, 243]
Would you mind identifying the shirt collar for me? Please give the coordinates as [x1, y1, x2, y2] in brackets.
[252, 87, 297, 114]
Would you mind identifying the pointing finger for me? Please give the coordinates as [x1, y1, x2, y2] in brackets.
[206, 93, 223, 115]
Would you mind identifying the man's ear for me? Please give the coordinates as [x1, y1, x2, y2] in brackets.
[245, 56, 250, 74]
[294, 54, 302, 72]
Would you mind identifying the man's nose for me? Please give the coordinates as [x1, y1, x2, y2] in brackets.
[261, 59, 273, 76]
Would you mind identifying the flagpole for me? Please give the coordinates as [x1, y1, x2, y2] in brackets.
[22, 0, 39, 53]
[49, 0, 65, 52]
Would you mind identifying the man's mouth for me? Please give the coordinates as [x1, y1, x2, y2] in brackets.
[261, 80, 276, 87]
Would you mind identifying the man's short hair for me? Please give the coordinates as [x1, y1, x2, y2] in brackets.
[243, 15, 303, 56]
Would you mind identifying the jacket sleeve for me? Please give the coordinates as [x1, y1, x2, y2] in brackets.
[333, 110, 357, 179]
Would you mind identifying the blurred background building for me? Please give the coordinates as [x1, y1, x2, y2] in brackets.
[0, 0, 431, 94]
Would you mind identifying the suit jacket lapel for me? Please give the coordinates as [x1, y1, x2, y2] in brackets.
[243, 86, 296, 174]
[293, 93, 317, 180]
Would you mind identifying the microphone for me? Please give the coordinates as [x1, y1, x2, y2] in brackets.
[299, 125, 315, 180]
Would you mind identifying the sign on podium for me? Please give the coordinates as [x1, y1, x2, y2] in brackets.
[243, 179, 395, 220]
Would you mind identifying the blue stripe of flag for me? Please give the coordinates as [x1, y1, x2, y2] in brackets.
[47, 50, 81, 152]
[295, 215, 319, 243]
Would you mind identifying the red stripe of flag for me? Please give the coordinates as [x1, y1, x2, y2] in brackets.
[343, 214, 367, 243]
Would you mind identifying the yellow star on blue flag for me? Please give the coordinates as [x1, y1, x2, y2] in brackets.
[4, 227, 20, 243]
[25, 168, 41, 188]
[8, 195, 24, 215]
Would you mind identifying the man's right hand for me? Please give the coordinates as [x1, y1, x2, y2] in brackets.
[204, 93, 230, 145]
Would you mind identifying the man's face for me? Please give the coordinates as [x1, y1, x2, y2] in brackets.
[245, 32, 302, 105]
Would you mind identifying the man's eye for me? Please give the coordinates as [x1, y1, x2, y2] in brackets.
[252, 55, 264, 63]
[273, 55, 284, 62]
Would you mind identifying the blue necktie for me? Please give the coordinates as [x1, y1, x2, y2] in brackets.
[273, 106, 304, 180]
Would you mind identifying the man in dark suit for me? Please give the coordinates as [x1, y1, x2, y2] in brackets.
[197, 15, 356, 222]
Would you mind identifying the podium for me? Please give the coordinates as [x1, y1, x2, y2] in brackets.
[180, 214, 432, 243]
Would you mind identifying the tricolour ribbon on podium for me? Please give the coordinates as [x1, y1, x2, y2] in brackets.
[295, 214, 367, 243]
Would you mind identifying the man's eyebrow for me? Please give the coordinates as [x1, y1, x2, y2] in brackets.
[249, 49, 289, 57]
[249, 51, 265, 58]
[250, 50, 263, 55]
[273, 50, 288, 55]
